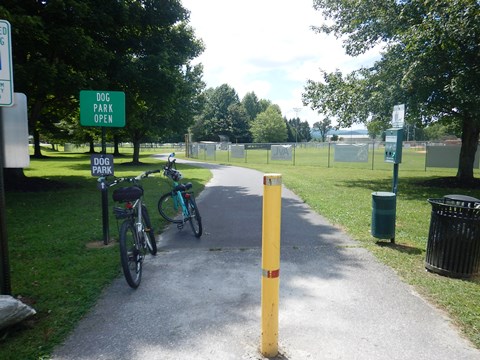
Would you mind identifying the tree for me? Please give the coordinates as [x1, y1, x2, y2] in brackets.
[228, 103, 251, 143]
[313, 118, 332, 142]
[250, 105, 287, 143]
[242, 92, 262, 122]
[1, 0, 205, 166]
[192, 84, 240, 141]
[366, 119, 388, 141]
[1, 0, 117, 158]
[286, 118, 311, 142]
[304, 0, 480, 183]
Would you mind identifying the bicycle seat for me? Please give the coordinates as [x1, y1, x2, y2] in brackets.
[173, 182, 192, 192]
[112, 186, 143, 202]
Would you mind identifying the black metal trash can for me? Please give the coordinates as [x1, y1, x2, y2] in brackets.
[425, 195, 480, 278]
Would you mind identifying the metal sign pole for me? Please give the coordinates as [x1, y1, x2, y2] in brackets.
[101, 127, 110, 245]
[0, 20, 13, 294]
[0, 110, 11, 294]
[392, 163, 399, 195]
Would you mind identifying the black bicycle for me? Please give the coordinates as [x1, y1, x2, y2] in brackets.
[158, 153, 202, 237]
[104, 169, 159, 288]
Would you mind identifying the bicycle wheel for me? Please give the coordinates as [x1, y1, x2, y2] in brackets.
[187, 194, 203, 238]
[141, 205, 157, 255]
[158, 192, 183, 224]
[119, 220, 142, 288]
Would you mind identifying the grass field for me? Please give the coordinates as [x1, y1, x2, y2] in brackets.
[1, 145, 479, 359]
[193, 143, 430, 171]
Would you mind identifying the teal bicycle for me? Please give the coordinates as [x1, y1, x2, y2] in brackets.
[157, 153, 203, 238]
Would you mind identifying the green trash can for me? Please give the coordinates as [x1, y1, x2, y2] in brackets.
[371, 191, 396, 242]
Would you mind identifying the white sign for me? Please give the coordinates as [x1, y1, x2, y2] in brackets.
[1, 93, 29, 168]
[391, 104, 405, 128]
[334, 144, 369, 163]
[0, 20, 14, 107]
[271, 145, 292, 161]
[231, 144, 245, 158]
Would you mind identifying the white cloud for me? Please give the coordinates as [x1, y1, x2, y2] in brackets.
[182, 0, 381, 126]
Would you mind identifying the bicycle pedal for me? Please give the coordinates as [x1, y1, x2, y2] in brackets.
[177, 223, 184, 230]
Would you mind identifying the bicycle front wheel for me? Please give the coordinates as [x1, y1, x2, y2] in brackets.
[119, 220, 142, 288]
[141, 205, 157, 255]
[158, 192, 183, 224]
[187, 194, 202, 238]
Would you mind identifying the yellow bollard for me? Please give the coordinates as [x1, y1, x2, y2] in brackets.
[261, 173, 282, 357]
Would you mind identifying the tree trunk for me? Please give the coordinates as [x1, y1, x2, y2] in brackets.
[113, 134, 121, 156]
[33, 129, 43, 158]
[31, 101, 44, 158]
[88, 138, 95, 153]
[132, 140, 141, 164]
[456, 118, 480, 183]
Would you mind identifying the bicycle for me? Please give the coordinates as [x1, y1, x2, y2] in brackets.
[157, 153, 202, 238]
[100, 169, 159, 288]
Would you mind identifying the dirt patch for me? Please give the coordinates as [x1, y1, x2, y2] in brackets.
[86, 240, 116, 249]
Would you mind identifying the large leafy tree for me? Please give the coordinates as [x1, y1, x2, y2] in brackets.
[0, 0, 116, 158]
[242, 92, 262, 122]
[303, 0, 480, 183]
[111, 1, 204, 163]
[1, 0, 204, 165]
[250, 105, 287, 143]
[191, 84, 240, 141]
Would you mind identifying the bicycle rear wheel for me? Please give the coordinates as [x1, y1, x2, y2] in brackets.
[187, 194, 202, 238]
[119, 220, 142, 288]
[158, 192, 183, 224]
[141, 205, 157, 255]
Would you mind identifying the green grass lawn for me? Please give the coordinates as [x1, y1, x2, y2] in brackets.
[0, 147, 211, 360]
[1, 145, 479, 358]
[191, 146, 480, 349]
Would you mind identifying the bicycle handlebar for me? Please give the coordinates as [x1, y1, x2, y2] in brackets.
[97, 169, 160, 187]
[165, 153, 177, 170]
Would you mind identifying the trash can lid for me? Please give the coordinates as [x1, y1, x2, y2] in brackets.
[444, 194, 480, 202]
[372, 191, 396, 197]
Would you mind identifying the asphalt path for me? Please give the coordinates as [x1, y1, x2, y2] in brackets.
[52, 158, 480, 360]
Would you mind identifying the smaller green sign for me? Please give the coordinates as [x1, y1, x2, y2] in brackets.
[80, 90, 125, 127]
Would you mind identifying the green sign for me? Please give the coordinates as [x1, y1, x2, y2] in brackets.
[80, 90, 125, 127]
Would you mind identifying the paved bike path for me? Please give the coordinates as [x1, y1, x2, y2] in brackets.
[52, 159, 480, 360]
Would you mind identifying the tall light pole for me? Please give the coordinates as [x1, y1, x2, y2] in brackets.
[293, 107, 301, 144]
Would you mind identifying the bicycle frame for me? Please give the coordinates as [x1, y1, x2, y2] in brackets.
[172, 183, 190, 221]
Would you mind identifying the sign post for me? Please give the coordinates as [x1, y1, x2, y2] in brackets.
[0, 19, 13, 295]
[80, 90, 125, 245]
[388, 104, 405, 195]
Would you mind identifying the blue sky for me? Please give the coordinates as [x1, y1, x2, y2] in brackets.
[182, 0, 382, 127]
